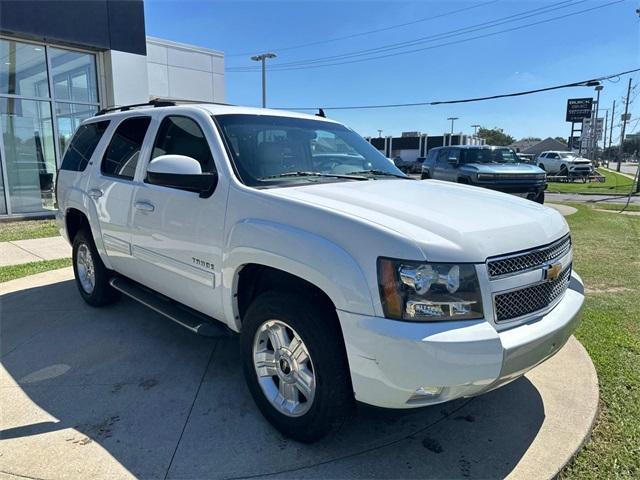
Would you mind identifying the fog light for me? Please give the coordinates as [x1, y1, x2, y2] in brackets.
[410, 386, 444, 400]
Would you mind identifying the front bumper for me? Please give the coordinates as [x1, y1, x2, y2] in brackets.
[337, 271, 584, 409]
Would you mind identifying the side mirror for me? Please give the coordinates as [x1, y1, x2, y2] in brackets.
[447, 157, 459, 166]
[146, 155, 217, 198]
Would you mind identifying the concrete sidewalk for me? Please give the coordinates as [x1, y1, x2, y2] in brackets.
[0, 268, 599, 480]
[0, 236, 70, 267]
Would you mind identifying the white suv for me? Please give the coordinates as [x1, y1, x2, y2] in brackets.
[537, 151, 593, 176]
[56, 101, 584, 442]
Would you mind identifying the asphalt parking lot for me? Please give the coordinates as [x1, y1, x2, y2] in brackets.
[1, 269, 598, 480]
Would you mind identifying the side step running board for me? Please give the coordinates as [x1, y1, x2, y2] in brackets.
[109, 276, 229, 337]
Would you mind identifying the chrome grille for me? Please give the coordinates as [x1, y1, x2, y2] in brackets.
[494, 265, 571, 322]
[487, 235, 571, 278]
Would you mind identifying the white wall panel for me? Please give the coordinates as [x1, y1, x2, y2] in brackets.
[147, 62, 170, 98]
[168, 66, 214, 100]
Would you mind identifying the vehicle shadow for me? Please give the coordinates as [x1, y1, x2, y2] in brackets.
[1, 278, 544, 479]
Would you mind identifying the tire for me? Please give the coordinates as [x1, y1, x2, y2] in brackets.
[538, 163, 546, 171]
[72, 229, 119, 307]
[534, 191, 545, 204]
[241, 291, 353, 443]
[421, 171, 429, 180]
[560, 165, 569, 177]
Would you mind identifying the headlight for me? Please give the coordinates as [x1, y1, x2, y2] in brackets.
[377, 258, 484, 321]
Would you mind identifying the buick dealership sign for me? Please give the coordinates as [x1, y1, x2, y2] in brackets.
[566, 98, 593, 123]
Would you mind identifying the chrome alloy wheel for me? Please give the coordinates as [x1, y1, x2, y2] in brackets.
[252, 319, 316, 417]
[76, 243, 96, 294]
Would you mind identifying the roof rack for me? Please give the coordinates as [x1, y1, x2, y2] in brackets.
[95, 98, 233, 116]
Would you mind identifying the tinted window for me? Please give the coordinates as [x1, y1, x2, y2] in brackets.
[437, 148, 449, 163]
[60, 121, 109, 172]
[101, 117, 151, 180]
[152, 116, 215, 173]
[461, 148, 519, 164]
[449, 148, 461, 161]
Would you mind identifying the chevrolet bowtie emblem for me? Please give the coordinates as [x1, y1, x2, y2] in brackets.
[543, 263, 562, 282]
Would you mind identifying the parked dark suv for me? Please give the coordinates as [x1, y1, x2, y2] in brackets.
[421, 145, 547, 203]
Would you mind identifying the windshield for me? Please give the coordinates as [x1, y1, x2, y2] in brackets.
[214, 114, 406, 187]
[558, 152, 575, 159]
[461, 147, 519, 164]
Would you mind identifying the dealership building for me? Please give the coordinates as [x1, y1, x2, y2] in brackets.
[367, 132, 484, 162]
[0, 0, 225, 218]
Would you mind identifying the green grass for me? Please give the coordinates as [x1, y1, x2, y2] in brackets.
[0, 258, 71, 283]
[561, 205, 640, 479]
[546, 168, 636, 195]
[584, 202, 640, 213]
[0, 219, 59, 242]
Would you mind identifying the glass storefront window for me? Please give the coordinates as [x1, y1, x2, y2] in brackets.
[1, 98, 57, 213]
[0, 39, 99, 215]
[50, 48, 98, 104]
[0, 39, 49, 98]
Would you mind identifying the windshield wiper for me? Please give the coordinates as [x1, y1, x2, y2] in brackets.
[263, 171, 368, 181]
[346, 169, 412, 179]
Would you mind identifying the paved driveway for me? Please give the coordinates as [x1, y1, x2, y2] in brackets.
[1, 269, 598, 479]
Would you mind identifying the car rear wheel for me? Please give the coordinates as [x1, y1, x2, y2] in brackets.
[72, 229, 119, 307]
[534, 191, 545, 204]
[560, 165, 569, 177]
[421, 171, 430, 180]
[241, 291, 353, 442]
[538, 163, 546, 171]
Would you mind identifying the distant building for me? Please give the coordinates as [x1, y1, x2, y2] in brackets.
[509, 137, 569, 156]
[367, 132, 484, 162]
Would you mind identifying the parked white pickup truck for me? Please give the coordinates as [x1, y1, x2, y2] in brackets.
[56, 101, 584, 442]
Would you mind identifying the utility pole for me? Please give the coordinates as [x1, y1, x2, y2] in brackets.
[447, 117, 459, 146]
[250, 52, 277, 108]
[618, 77, 632, 172]
[591, 84, 603, 162]
[608, 100, 616, 163]
[377, 129, 383, 138]
[471, 124, 481, 136]
[602, 110, 608, 165]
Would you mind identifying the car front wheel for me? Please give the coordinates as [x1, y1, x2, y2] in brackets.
[241, 291, 353, 442]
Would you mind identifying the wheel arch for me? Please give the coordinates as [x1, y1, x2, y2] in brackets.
[223, 220, 375, 332]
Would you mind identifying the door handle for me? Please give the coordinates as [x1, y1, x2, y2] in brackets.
[88, 188, 103, 199]
[135, 201, 155, 212]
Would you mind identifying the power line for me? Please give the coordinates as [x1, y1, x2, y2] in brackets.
[229, 0, 625, 73]
[229, 0, 581, 71]
[226, 0, 500, 57]
[276, 68, 640, 111]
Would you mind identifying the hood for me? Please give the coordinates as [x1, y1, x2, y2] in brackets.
[462, 163, 544, 174]
[269, 179, 568, 262]
[565, 157, 591, 164]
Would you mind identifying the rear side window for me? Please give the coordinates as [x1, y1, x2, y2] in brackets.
[60, 121, 110, 172]
[101, 117, 151, 180]
[151, 116, 215, 173]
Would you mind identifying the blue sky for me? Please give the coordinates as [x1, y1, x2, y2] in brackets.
[145, 0, 639, 141]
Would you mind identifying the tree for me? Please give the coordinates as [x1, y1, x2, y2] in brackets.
[521, 136, 542, 142]
[554, 136, 567, 144]
[477, 127, 515, 146]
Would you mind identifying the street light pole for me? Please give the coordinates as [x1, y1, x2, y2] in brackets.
[471, 124, 481, 137]
[250, 52, 277, 108]
[377, 129, 383, 138]
[447, 117, 459, 146]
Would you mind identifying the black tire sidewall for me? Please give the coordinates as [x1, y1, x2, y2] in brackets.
[240, 291, 353, 442]
[72, 229, 118, 307]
